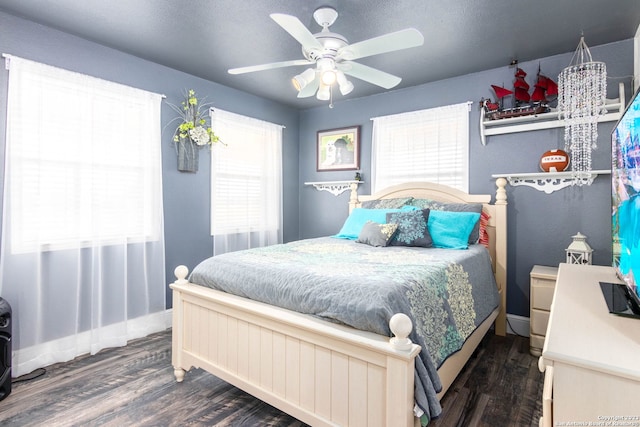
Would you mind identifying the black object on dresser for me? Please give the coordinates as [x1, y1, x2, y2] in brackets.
[0, 297, 11, 401]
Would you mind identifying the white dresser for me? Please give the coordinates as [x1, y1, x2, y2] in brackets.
[529, 265, 558, 356]
[539, 263, 640, 426]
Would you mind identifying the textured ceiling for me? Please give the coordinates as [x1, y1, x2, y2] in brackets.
[1, 0, 639, 110]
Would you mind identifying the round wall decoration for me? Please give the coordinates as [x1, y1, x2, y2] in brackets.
[540, 149, 570, 172]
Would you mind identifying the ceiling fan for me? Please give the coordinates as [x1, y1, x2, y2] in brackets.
[228, 7, 424, 103]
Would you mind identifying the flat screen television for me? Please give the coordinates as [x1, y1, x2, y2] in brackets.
[606, 84, 640, 318]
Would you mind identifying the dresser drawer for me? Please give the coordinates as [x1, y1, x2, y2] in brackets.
[531, 281, 555, 310]
[530, 265, 558, 312]
[531, 308, 550, 335]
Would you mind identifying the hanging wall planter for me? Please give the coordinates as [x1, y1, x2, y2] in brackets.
[177, 136, 199, 173]
[167, 89, 221, 173]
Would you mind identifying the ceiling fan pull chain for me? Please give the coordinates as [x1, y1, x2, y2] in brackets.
[329, 84, 334, 109]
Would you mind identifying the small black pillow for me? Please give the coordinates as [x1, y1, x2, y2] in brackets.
[356, 221, 399, 247]
[386, 209, 432, 247]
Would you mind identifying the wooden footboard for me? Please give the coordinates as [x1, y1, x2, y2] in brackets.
[171, 266, 422, 427]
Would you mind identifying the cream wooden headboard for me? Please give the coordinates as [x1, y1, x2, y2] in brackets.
[347, 179, 508, 336]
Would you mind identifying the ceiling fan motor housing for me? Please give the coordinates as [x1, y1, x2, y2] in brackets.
[303, 7, 349, 62]
[303, 32, 348, 62]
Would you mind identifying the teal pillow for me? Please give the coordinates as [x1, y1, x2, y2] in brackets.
[428, 211, 481, 249]
[409, 199, 483, 243]
[333, 208, 401, 240]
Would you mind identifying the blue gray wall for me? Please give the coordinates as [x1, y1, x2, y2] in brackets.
[0, 10, 635, 322]
[298, 39, 634, 317]
[0, 11, 300, 311]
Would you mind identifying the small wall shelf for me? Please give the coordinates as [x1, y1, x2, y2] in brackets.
[480, 82, 626, 145]
[304, 180, 363, 196]
[492, 170, 611, 194]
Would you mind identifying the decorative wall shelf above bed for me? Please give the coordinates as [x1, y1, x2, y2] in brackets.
[304, 180, 363, 196]
[480, 82, 626, 145]
[491, 170, 611, 194]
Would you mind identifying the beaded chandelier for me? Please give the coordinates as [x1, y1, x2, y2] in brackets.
[557, 37, 607, 177]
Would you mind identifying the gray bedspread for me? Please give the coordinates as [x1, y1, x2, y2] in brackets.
[189, 237, 499, 423]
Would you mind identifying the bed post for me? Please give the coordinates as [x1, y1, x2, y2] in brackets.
[348, 182, 360, 213]
[494, 178, 508, 336]
[171, 265, 190, 382]
[387, 313, 421, 427]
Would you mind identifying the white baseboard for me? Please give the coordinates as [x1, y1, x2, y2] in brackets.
[164, 308, 173, 328]
[13, 309, 173, 378]
[506, 313, 530, 337]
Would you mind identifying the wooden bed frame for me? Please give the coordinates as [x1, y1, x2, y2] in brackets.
[171, 179, 508, 427]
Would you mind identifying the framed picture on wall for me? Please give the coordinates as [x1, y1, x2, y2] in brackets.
[316, 126, 361, 171]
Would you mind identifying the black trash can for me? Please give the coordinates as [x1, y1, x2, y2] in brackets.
[0, 298, 11, 401]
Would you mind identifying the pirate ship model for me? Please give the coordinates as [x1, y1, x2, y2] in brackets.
[482, 67, 558, 120]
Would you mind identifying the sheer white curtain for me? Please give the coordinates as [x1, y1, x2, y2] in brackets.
[371, 102, 471, 192]
[210, 109, 283, 255]
[1, 56, 166, 376]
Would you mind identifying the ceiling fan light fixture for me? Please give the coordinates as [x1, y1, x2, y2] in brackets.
[316, 84, 331, 101]
[339, 80, 354, 96]
[292, 68, 316, 91]
[317, 57, 337, 86]
[337, 71, 354, 95]
[320, 69, 337, 86]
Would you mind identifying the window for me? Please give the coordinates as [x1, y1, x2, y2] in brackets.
[210, 109, 283, 254]
[2, 56, 166, 375]
[4, 55, 163, 253]
[371, 102, 471, 192]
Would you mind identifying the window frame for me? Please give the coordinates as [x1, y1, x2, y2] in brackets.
[4, 55, 163, 254]
[371, 102, 471, 193]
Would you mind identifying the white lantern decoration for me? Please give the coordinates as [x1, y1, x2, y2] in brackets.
[565, 232, 593, 265]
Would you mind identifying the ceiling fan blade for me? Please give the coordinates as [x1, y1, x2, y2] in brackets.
[228, 59, 313, 75]
[337, 28, 424, 61]
[339, 61, 402, 89]
[270, 13, 323, 50]
[297, 77, 320, 98]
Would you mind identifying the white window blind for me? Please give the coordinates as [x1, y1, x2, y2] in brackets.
[371, 102, 471, 192]
[4, 55, 163, 253]
[210, 109, 283, 254]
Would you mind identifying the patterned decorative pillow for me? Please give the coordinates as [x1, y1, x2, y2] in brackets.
[478, 211, 490, 248]
[360, 197, 413, 209]
[408, 199, 483, 244]
[356, 221, 399, 247]
[386, 209, 432, 247]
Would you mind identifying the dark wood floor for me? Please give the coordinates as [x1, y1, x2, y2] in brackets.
[431, 332, 543, 427]
[0, 329, 542, 426]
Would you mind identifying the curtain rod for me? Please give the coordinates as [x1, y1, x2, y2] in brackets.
[210, 107, 286, 129]
[3, 53, 166, 99]
[370, 100, 474, 121]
